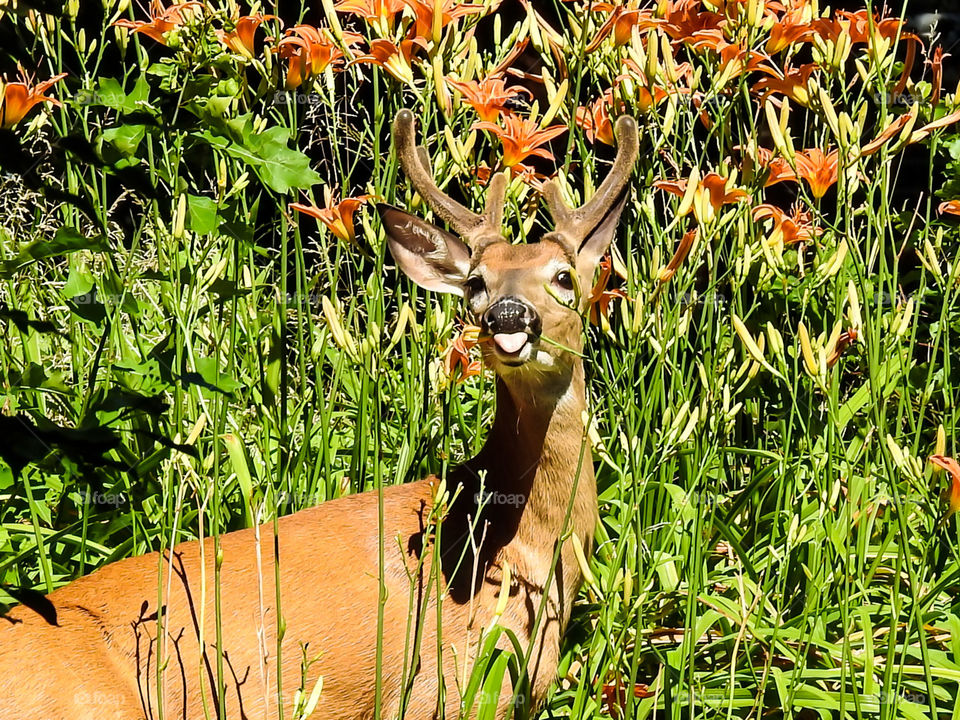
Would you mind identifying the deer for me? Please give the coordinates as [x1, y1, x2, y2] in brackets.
[0, 109, 638, 719]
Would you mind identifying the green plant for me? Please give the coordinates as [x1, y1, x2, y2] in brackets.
[2, 0, 960, 716]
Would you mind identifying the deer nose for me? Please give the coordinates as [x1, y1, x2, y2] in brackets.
[481, 297, 542, 338]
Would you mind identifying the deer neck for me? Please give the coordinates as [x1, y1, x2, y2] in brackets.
[468, 358, 597, 561]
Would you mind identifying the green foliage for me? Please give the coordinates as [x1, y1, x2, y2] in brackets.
[2, 0, 960, 717]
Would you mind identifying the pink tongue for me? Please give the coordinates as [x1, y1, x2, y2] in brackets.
[493, 332, 528, 354]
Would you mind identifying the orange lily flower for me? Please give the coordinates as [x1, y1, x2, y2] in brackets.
[766, 4, 815, 54]
[472, 115, 567, 169]
[659, 0, 727, 47]
[217, 13, 276, 59]
[0, 71, 67, 128]
[471, 164, 494, 187]
[278, 25, 361, 89]
[826, 328, 857, 367]
[658, 228, 698, 283]
[825, 9, 911, 46]
[401, 0, 486, 41]
[744, 146, 797, 186]
[351, 37, 428, 85]
[929, 455, 960, 524]
[586, 3, 652, 52]
[811, 12, 860, 45]
[588, 256, 629, 325]
[706, 41, 765, 86]
[845, 11, 918, 96]
[753, 203, 821, 244]
[859, 111, 915, 156]
[938, 201, 960, 217]
[928, 46, 949, 108]
[590, 0, 726, 49]
[291, 195, 370, 245]
[752, 62, 817, 106]
[601, 676, 654, 719]
[654, 172, 749, 225]
[445, 74, 531, 122]
[638, 84, 673, 115]
[334, 0, 407, 28]
[794, 148, 839, 199]
[622, 58, 684, 113]
[446, 324, 482, 382]
[812, 11, 918, 91]
[576, 89, 621, 146]
[114, 0, 202, 45]
[765, 156, 799, 186]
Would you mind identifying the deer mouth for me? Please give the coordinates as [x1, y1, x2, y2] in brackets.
[489, 331, 536, 365]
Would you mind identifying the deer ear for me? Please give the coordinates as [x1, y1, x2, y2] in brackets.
[576, 192, 629, 275]
[378, 204, 471, 296]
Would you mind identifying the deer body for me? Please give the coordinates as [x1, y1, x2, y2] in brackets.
[0, 110, 636, 719]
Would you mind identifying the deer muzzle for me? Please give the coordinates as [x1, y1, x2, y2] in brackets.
[481, 297, 542, 359]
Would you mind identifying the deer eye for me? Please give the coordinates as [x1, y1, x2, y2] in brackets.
[553, 269, 575, 292]
[464, 275, 486, 297]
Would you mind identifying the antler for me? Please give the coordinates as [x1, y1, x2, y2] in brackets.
[393, 109, 507, 246]
[542, 115, 639, 244]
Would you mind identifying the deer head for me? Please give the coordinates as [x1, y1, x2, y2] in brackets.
[378, 109, 638, 379]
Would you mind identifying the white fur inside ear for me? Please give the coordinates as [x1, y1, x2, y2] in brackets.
[380, 204, 471, 295]
[386, 238, 467, 295]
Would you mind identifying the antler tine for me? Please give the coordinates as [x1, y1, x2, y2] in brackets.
[394, 109, 504, 244]
[484, 170, 509, 229]
[543, 115, 639, 242]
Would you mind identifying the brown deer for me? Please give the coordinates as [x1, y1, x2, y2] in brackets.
[0, 109, 637, 719]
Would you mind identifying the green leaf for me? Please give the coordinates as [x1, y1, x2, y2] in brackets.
[67, 288, 107, 325]
[0, 227, 109, 277]
[0, 460, 11, 490]
[476, 651, 510, 720]
[252, 126, 322, 193]
[81, 76, 150, 113]
[187, 195, 220, 235]
[62, 263, 95, 299]
[219, 195, 261, 246]
[196, 117, 321, 194]
[189, 356, 242, 396]
[836, 353, 906, 430]
[100, 124, 147, 158]
[222, 433, 255, 528]
[114, 358, 170, 395]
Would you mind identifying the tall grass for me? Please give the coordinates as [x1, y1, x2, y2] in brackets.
[2, 0, 960, 717]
